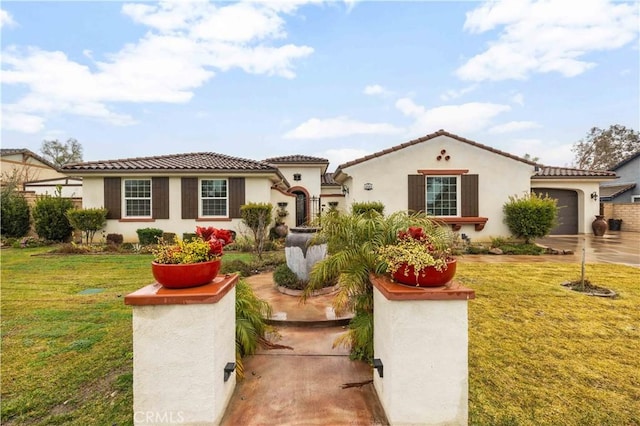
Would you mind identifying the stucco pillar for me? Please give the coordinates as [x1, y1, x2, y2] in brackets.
[371, 274, 475, 425]
[125, 274, 238, 425]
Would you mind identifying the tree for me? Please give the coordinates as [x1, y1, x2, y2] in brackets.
[40, 138, 83, 168]
[240, 203, 273, 259]
[572, 125, 640, 170]
[523, 153, 540, 162]
[0, 185, 31, 238]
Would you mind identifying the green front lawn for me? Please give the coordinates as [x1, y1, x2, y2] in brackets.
[1, 248, 639, 425]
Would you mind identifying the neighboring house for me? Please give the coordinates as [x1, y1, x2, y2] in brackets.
[600, 151, 640, 203]
[1, 148, 66, 187]
[62, 130, 617, 242]
[23, 177, 83, 198]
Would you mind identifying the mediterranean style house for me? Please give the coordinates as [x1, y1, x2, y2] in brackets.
[61, 130, 617, 242]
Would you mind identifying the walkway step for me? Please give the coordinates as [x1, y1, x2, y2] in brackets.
[246, 272, 354, 327]
[220, 326, 388, 426]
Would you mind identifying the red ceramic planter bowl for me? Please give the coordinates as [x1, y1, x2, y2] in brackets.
[391, 259, 457, 287]
[151, 259, 221, 289]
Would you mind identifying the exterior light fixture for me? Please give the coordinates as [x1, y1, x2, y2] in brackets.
[364, 182, 373, 191]
[591, 191, 598, 200]
[224, 362, 236, 382]
[342, 185, 349, 195]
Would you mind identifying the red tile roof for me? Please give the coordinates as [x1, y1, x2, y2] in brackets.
[264, 155, 329, 164]
[533, 166, 616, 178]
[62, 152, 278, 173]
[334, 129, 617, 179]
[335, 129, 538, 174]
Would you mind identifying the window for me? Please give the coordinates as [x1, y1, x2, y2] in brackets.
[426, 176, 458, 216]
[293, 173, 301, 181]
[200, 179, 228, 217]
[632, 195, 640, 203]
[124, 179, 151, 217]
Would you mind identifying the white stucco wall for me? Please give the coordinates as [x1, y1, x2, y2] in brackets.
[81, 175, 274, 242]
[373, 287, 469, 425]
[275, 165, 324, 198]
[531, 180, 602, 234]
[131, 286, 236, 425]
[341, 135, 535, 240]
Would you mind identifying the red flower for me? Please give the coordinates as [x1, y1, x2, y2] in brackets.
[207, 239, 224, 257]
[196, 226, 217, 241]
[213, 229, 234, 245]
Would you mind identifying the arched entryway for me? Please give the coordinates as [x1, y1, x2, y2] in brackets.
[293, 190, 308, 226]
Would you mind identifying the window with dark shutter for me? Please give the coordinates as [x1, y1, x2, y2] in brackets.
[181, 178, 198, 219]
[407, 175, 425, 213]
[228, 177, 245, 218]
[104, 177, 121, 219]
[461, 174, 479, 217]
[152, 177, 169, 219]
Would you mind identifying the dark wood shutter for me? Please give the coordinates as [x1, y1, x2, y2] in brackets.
[228, 177, 245, 218]
[104, 177, 121, 219]
[181, 177, 198, 219]
[407, 175, 425, 213]
[461, 174, 479, 217]
[152, 177, 169, 219]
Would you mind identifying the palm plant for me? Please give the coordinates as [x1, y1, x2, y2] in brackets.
[235, 279, 273, 378]
[306, 210, 450, 361]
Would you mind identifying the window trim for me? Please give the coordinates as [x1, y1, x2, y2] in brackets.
[425, 175, 460, 217]
[199, 178, 229, 218]
[122, 178, 152, 219]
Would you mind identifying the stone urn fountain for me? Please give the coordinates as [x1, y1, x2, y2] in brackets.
[284, 227, 327, 282]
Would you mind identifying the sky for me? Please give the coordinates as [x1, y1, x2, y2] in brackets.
[1, 0, 639, 172]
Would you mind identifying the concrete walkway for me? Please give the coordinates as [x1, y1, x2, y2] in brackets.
[220, 232, 638, 425]
[220, 273, 387, 426]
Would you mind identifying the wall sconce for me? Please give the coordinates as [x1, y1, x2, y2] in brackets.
[341, 185, 349, 195]
[373, 358, 384, 378]
[363, 182, 373, 191]
[224, 362, 236, 382]
[590, 191, 598, 201]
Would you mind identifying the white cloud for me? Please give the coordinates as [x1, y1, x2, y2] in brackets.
[489, 121, 540, 134]
[1, 1, 316, 133]
[318, 147, 370, 170]
[0, 9, 16, 28]
[363, 84, 391, 96]
[457, 0, 640, 81]
[440, 84, 477, 101]
[511, 93, 524, 106]
[508, 138, 573, 166]
[284, 116, 403, 139]
[395, 98, 511, 135]
[1, 107, 45, 133]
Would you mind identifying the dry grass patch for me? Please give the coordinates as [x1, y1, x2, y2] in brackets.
[460, 262, 640, 426]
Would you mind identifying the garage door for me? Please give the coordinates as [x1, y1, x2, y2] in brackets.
[533, 188, 578, 235]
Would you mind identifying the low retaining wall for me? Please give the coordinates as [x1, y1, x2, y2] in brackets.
[602, 203, 640, 232]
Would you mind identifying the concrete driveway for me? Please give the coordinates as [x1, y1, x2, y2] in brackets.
[535, 231, 639, 267]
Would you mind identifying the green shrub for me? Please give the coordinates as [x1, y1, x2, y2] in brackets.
[497, 243, 545, 255]
[32, 188, 74, 242]
[182, 232, 197, 241]
[351, 201, 384, 216]
[106, 233, 123, 246]
[220, 259, 253, 277]
[240, 202, 273, 259]
[136, 228, 163, 245]
[273, 264, 304, 290]
[66, 208, 108, 244]
[0, 188, 30, 238]
[162, 232, 177, 243]
[503, 192, 558, 243]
